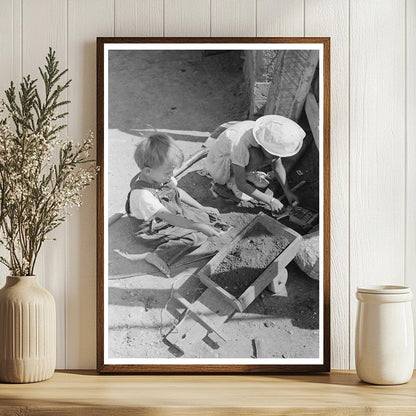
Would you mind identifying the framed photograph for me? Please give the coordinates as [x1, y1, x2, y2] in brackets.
[97, 37, 330, 373]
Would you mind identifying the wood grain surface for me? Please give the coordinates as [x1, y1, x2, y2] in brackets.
[0, 371, 415, 415]
[0, 0, 414, 371]
[349, 0, 406, 369]
[67, 0, 114, 369]
[406, 0, 416, 350]
[22, 0, 68, 369]
[305, 0, 350, 371]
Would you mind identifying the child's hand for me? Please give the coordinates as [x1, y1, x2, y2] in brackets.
[285, 191, 299, 207]
[203, 206, 220, 220]
[195, 222, 221, 237]
[270, 197, 285, 213]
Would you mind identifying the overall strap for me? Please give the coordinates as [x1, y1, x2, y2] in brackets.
[125, 176, 161, 215]
[125, 175, 182, 223]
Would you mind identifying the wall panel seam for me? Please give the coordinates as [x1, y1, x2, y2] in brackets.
[303, 0, 305, 37]
[348, 0, 351, 370]
[209, 0, 212, 37]
[404, 0, 408, 286]
[64, 0, 69, 369]
[18, 0, 22, 80]
[20, 0, 23, 78]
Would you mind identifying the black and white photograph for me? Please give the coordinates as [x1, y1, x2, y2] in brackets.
[97, 39, 330, 372]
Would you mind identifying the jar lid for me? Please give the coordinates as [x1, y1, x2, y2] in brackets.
[357, 285, 411, 294]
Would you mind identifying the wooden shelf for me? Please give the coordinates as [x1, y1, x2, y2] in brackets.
[1, 370, 415, 415]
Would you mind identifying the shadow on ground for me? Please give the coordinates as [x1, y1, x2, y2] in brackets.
[108, 165, 319, 331]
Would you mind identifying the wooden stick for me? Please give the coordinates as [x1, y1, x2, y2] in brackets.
[277, 180, 306, 202]
[252, 337, 263, 358]
[173, 148, 209, 178]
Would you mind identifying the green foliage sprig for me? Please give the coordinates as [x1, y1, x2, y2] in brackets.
[0, 48, 97, 276]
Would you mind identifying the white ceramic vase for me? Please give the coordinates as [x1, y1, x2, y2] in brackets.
[355, 285, 414, 385]
[0, 276, 56, 383]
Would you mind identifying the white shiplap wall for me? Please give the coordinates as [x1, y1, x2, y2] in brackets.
[0, 0, 414, 370]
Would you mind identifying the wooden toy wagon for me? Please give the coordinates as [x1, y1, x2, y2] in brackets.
[198, 212, 302, 312]
[165, 212, 302, 353]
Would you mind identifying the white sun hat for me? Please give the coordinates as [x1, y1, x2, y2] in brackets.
[252, 115, 306, 157]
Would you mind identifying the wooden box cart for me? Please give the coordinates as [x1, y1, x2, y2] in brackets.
[198, 212, 302, 312]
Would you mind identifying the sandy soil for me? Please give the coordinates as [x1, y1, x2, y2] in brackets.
[210, 223, 290, 298]
[108, 50, 320, 360]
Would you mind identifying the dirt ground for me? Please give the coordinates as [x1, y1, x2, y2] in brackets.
[107, 50, 320, 360]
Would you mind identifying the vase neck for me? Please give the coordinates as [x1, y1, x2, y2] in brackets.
[5, 275, 39, 288]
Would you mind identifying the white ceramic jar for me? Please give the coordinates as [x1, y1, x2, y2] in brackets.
[355, 285, 414, 385]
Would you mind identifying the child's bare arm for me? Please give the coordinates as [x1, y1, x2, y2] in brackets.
[178, 188, 220, 218]
[178, 188, 204, 209]
[272, 158, 298, 205]
[155, 208, 220, 237]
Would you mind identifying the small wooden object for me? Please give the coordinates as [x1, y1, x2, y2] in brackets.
[198, 213, 301, 312]
[251, 337, 263, 358]
[268, 266, 288, 295]
[172, 292, 227, 343]
[164, 287, 234, 353]
[289, 206, 318, 229]
[305, 91, 319, 150]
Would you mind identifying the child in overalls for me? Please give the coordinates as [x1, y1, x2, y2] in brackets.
[205, 115, 305, 213]
[125, 133, 220, 277]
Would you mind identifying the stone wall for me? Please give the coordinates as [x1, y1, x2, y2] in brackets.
[244, 50, 319, 122]
[243, 50, 280, 119]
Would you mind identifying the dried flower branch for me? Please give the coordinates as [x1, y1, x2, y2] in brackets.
[0, 48, 97, 276]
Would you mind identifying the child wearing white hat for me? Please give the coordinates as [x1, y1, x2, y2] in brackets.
[205, 115, 305, 213]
